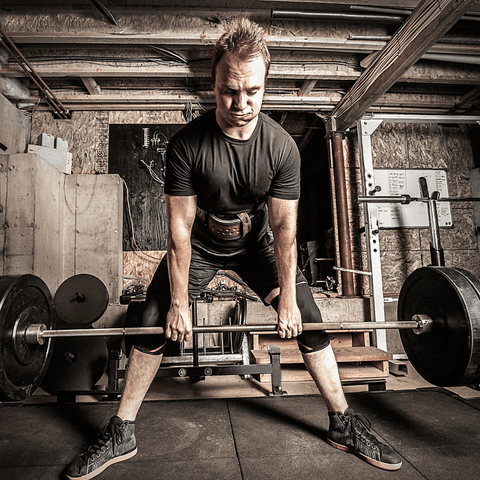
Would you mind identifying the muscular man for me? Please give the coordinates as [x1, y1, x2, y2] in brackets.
[66, 17, 402, 479]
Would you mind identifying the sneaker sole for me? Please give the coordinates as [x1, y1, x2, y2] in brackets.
[327, 438, 402, 471]
[66, 447, 138, 480]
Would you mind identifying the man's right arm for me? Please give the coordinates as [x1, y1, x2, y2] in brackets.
[165, 194, 197, 342]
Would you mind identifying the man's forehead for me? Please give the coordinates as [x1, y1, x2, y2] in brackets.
[216, 54, 266, 81]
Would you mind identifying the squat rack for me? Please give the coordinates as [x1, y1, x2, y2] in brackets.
[356, 114, 480, 351]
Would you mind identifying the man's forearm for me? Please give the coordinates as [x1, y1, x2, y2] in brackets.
[274, 230, 297, 300]
[167, 232, 191, 308]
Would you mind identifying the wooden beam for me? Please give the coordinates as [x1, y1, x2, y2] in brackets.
[298, 79, 317, 96]
[328, 0, 479, 132]
[81, 77, 102, 95]
[0, 63, 358, 80]
[448, 84, 480, 113]
[22, 91, 460, 113]
[4, 31, 480, 56]
[2, 63, 479, 86]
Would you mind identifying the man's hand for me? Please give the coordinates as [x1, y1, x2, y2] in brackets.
[165, 304, 193, 342]
[277, 295, 302, 339]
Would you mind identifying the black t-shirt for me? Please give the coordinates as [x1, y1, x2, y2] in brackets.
[165, 109, 301, 255]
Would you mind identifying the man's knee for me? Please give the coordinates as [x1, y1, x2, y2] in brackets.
[296, 282, 330, 353]
[133, 338, 167, 356]
[296, 300, 330, 353]
[296, 334, 330, 353]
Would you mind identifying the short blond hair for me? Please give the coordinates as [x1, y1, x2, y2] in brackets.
[211, 17, 270, 84]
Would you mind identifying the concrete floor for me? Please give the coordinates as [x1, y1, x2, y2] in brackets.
[2, 365, 480, 480]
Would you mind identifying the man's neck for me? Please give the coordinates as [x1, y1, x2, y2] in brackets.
[216, 112, 259, 140]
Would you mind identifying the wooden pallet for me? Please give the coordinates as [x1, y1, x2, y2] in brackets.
[250, 330, 392, 382]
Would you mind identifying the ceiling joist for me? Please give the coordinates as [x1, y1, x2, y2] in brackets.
[329, 0, 479, 131]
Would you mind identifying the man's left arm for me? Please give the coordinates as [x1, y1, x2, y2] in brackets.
[268, 196, 302, 339]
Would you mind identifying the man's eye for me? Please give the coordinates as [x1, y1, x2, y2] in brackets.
[222, 89, 234, 95]
[248, 90, 258, 95]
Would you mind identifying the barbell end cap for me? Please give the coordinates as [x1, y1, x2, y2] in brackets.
[24, 324, 46, 345]
[411, 314, 434, 335]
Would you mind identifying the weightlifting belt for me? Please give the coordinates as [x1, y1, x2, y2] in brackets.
[196, 204, 265, 241]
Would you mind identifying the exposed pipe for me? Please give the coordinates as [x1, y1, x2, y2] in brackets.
[0, 26, 70, 119]
[271, 9, 406, 24]
[331, 133, 355, 297]
[272, 7, 480, 24]
[361, 50, 480, 68]
[349, 35, 480, 45]
[350, 4, 480, 22]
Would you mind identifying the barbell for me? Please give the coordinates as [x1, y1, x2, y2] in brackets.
[2, 263, 480, 401]
[24, 316, 433, 345]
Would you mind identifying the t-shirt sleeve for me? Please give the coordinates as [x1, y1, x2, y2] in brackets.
[164, 133, 196, 196]
[268, 137, 301, 200]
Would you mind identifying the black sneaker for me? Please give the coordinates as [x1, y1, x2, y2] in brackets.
[327, 408, 402, 471]
[65, 416, 137, 480]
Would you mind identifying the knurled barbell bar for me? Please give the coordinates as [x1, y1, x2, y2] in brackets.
[23, 315, 435, 346]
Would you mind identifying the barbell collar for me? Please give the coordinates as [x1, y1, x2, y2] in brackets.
[411, 314, 435, 335]
[24, 317, 433, 346]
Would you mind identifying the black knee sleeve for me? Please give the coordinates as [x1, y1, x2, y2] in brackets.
[134, 342, 166, 356]
[131, 284, 169, 355]
[270, 277, 330, 353]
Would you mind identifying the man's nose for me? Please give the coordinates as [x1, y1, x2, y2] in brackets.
[234, 92, 248, 110]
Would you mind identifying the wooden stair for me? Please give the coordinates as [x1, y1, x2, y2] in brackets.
[250, 330, 392, 383]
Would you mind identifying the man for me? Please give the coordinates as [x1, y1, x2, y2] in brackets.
[66, 17, 402, 479]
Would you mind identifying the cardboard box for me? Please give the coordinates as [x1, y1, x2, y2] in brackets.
[27, 144, 72, 174]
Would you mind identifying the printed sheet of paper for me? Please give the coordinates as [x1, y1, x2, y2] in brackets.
[372, 169, 452, 228]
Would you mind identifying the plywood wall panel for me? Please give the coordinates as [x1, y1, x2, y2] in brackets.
[123, 250, 165, 286]
[371, 122, 408, 169]
[33, 154, 63, 291]
[4, 154, 35, 259]
[72, 174, 123, 302]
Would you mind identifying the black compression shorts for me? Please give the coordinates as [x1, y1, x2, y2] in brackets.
[134, 235, 330, 354]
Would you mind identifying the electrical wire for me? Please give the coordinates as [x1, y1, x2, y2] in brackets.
[139, 159, 164, 185]
[121, 178, 165, 261]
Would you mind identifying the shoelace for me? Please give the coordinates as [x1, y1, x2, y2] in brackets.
[84, 420, 125, 459]
[343, 411, 378, 446]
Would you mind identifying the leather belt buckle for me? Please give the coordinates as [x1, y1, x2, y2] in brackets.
[196, 206, 258, 241]
[207, 214, 242, 240]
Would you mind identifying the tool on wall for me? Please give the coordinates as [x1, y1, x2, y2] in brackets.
[139, 127, 169, 185]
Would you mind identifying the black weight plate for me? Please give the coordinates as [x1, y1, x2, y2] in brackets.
[0, 275, 54, 401]
[41, 323, 108, 394]
[54, 274, 109, 324]
[399, 266, 480, 386]
[449, 268, 480, 384]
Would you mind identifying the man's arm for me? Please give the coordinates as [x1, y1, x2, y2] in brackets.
[165, 194, 197, 342]
[267, 196, 302, 339]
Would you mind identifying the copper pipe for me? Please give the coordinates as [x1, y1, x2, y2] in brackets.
[331, 133, 354, 296]
[0, 26, 70, 119]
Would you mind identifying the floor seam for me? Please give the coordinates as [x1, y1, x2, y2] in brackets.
[226, 400, 245, 480]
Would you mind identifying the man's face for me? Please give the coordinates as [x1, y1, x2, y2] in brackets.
[213, 53, 266, 135]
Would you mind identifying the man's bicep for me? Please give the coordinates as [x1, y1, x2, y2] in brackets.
[267, 196, 298, 233]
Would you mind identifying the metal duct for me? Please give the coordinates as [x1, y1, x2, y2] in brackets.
[0, 76, 30, 100]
